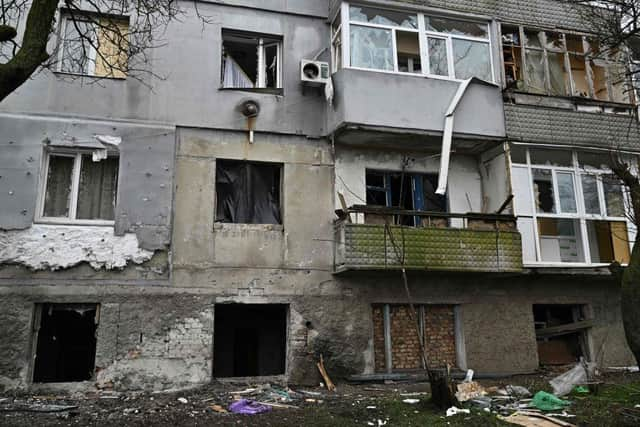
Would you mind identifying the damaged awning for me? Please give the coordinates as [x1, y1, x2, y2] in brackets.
[436, 77, 500, 195]
[47, 135, 122, 162]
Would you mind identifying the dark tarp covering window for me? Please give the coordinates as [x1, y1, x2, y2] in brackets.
[216, 160, 281, 224]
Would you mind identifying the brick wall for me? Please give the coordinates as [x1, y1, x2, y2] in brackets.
[424, 305, 457, 368]
[373, 305, 457, 372]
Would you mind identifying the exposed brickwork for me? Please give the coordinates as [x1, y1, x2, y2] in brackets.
[372, 305, 457, 372]
[424, 305, 457, 368]
[372, 306, 386, 373]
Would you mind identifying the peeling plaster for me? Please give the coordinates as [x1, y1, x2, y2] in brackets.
[0, 224, 154, 270]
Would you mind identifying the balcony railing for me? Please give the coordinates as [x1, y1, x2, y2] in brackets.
[334, 206, 523, 273]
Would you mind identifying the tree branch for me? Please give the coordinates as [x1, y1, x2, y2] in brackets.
[0, 0, 58, 101]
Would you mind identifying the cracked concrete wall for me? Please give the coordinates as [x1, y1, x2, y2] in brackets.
[0, 114, 175, 251]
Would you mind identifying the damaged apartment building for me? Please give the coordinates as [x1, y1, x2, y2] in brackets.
[0, 0, 638, 391]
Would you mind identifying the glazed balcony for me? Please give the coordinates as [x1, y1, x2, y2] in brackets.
[334, 206, 523, 273]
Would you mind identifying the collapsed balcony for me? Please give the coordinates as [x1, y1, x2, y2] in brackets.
[334, 205, 523, 273]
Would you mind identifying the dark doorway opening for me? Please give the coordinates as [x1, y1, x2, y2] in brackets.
[533, 304, 590, 366]
[33, 304, 98, 383]
[214, 304, 287, 377]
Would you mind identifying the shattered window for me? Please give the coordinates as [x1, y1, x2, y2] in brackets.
[221, 30, 282, 89]
[40, 152, 119, 223]
[427, 37, 448, 76]
[501, 25, 633, 103]
[453, 39, 491, 81]
[350, 25, 394, 71]
[215, 160, 282, 225]
[59, 15, 129, 78]
[350, 6, 417, 28]
[425, 16, 488, 38]
[603, 175, 626, 217]
[511, 147, 632, 265]
[341, 5, 493, 81]
[581, 174, 601, 215]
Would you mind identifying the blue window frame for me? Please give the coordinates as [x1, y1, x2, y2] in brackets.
[365, 170, 446, 225]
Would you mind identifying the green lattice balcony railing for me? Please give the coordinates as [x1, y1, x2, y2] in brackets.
[334, 207, 523, 273]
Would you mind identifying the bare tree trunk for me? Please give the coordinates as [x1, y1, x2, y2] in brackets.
[0, 0, 59, 102]
[621, 236, 640, 364]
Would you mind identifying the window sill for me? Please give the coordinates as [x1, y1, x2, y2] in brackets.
[34, 218, 115, 227]
[213, 223, 284, 232]
[53, 71, 127, 81]
[218, 87, 283, 96]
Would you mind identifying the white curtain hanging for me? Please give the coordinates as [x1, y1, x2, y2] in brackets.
[223, 55, 254, 88]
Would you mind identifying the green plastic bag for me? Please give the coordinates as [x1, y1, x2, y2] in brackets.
[531, 391, 571, 411]
[573, 385, 590, 394]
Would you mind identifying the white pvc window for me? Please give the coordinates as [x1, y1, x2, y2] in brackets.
[37, 151, 119, 225]
[334, 3, 494, 82]
[511, 146, 633, 266]
[221, 30, 282, 90]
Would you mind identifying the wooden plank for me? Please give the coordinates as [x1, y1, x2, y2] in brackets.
[535, 320, 594, 338]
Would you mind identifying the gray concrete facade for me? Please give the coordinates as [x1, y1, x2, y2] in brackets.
[0, 0, 636, 391]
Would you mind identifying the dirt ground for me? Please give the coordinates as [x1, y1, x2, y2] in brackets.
[1, 370, 639, 426]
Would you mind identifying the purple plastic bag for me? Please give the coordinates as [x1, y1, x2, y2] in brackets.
[228, 399, 272, 415]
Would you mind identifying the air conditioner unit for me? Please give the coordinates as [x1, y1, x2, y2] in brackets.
[300, 60, 329, 86]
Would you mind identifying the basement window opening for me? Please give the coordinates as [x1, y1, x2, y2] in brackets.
[533, 304, 590, 366]
[32, 303, 99, 383]
[215, 159, 282, 225]
[213, 304, 287, 378]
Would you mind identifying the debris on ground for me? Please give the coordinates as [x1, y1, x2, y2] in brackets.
[0, 403, 78, 413]
[317, 354, 336, 392]
[500, 410, 577, 427]
[446, 406, 471, 416]
[228, 399, 272, 415]
[549, 360, 595, 397]
[531, 391, 571, 412]
[455, 381, 487, 402]
[401, 398, 420, 404]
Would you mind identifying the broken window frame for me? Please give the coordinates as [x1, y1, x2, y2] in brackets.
[56, 13, 129, 79]
[500, 25, 632, 103]
[335, 2, 495, 82]
[220, 29, 283, 91]
[36, 149, 119, 226]
[365, 169, 447, 226]
[511, 145, 633, 266]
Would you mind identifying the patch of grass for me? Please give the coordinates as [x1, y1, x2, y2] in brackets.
[569, 381, 640, 426]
